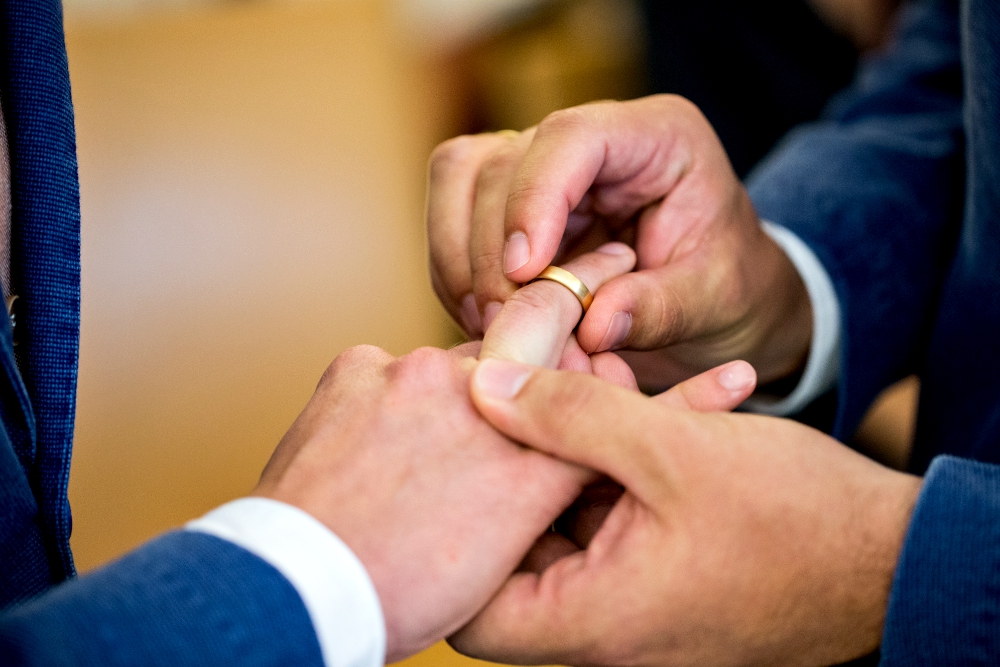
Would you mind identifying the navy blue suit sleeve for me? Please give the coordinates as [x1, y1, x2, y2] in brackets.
[746, 0, 965, 439]
[0, 531, 324, 666]
[881, 455, 1000, 664]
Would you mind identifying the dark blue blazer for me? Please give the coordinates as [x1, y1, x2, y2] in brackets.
[0, 1, 323, 664]
[750, 0, 1000, 662]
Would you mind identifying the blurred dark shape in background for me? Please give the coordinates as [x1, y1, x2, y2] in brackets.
[641, 0, 860, 177]
[461, 0, 901, 177]
[459, 0, 649, 134]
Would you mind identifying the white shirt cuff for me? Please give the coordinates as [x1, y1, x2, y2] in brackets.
[186, 497, 386, 667]
[744, 220, 842, 416]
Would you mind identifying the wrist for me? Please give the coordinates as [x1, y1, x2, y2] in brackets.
[838, 469, 922, 661]
[744, 227, 813, 385]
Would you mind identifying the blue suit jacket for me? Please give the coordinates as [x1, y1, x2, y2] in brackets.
[750, 0, 1000, 662]
[0, 1, 324, 664]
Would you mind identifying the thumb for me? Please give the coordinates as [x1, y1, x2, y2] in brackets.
[576, 264, 701, 354]
[471, 359, 674, 504]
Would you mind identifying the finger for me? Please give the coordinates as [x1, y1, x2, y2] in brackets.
[589, 351, 639, 390]
[555, 334, 592, 373]
[450, 494, 642, 665]
[480, 243, 635, 368]
[427, 132, 520, 336]
[449, 556, 588, 665]
[576, 265, 692, 354]
[501, 96, 706, 286]
[467, 129, 535, 326]
[652, 360, 756, 412]
[576, 217, 782, 357]
[517, 532, 579, 575]
[471, 359, 678, 503]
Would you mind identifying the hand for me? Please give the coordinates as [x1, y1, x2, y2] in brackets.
[252, 343, 590, 662]
[427, 95, 812, 389]
[453, 363, 923, 667]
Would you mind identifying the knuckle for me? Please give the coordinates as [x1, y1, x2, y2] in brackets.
[320, 344, 392, 388]
[470, 244, 506, 281]
[504, 281, 561, 317]
[475, 146, 521, 188]
[386, 346, 451, 386]
[428, 134, 482, 178]
[635, 273, 684, 347]
[537, 105, 594, 137]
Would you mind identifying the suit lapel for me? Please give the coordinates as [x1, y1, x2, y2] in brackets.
[0, 0, 81, 581]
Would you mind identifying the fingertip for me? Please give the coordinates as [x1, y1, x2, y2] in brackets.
[503, 231, 531, 276]
[596, 311, 633, 353]
[503, 226, 561, 285]
[595, 241, 635, 262]
[576, 275, 637, 353]
[717, 360, 757, 395]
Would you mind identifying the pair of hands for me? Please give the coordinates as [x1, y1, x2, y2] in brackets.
[254, 95, 921, 667]
[427, 94, 813, 390]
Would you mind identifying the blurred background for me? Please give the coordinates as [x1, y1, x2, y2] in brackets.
[63, 0, 912, 665]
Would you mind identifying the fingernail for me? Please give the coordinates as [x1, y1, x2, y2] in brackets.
[504, 232, 530, 275]
[474, 359, 533, 400]
[596, 242, 631, 256]
[718, 361, 756, 392]
[596, 311, 632, 352]
[460, 294, 482, 335]
[483, 301, 502, 330]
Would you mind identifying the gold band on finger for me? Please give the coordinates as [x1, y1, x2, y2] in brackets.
[530, 265, 594, 312]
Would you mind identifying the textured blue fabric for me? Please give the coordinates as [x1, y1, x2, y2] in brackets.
[0, 531, 325, 666]
[911, 0, 1000, 472]
[881, 456, 1000, 665]
[0, 0, 82, 584]
[0, 290, 47, 607]
[750, 0, 1000, 661]
[748, 0, 966, 442]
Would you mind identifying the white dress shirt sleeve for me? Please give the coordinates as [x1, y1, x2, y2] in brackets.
[186, 497, 386, 667]
[743, 220, 842, 416]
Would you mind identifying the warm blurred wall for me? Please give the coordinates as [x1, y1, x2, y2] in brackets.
[59, 3, 596, 665]
[464, 0, 647, 132]
[66, 0, 463, 573]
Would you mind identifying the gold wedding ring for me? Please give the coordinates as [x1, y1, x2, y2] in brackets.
[530, 266, 594, 312]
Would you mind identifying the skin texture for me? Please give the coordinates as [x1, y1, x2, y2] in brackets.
[426, 95, 813, 389]
[251, 244, 757, 662]
[452, 363, 923, 667]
